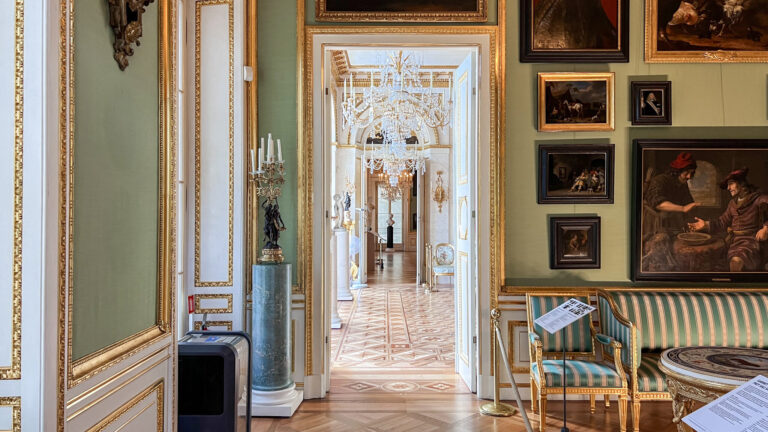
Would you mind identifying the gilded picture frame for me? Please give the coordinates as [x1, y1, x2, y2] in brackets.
[550, 216, 601, 269]
[520, 0, 629, 63]
[538, 72, 615, 132]
[633, 139, 768, 282]
[315, 0, 487, 22]
[645, 0, 768, 63]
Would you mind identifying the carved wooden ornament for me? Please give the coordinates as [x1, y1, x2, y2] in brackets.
[107, 0, 155, 70]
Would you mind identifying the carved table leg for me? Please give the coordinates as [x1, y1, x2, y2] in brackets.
[667, 379, 695, 432]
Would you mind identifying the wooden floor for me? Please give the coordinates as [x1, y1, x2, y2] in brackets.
[253, 252, 680, 431]
[251, 394, 679, 431]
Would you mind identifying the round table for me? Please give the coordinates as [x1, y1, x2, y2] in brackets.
[658, 346, 768, 432]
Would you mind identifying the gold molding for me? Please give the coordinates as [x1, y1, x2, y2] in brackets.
[245, 0, 258, 301]
[302, 24, 501, 379]
[645, 0, 768, 63]
[58, 0, 175, 427]
[315, 0, 487, 23]
[193, 0, 235, 287]
[194, 293, 233, 313]
[85, 379, 164, 432]
[501, 285, 768, 295]
[458, 196, 468, 240]
[506, 320, 529, 374]
[1, 0, 24, 381]
[0, 397, 21, 432]
[193, 320, 233, 330]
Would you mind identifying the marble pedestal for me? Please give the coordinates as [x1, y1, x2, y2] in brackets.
[250, 263, 302, 417]
[334, 228, 353, 301]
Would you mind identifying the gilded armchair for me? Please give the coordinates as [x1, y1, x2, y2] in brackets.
[526, 293, 629, 432]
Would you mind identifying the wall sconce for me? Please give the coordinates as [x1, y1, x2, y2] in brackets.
[432, 171, 449, 213]
[107, 0, 155, 70]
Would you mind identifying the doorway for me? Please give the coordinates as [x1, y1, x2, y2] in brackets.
[302, 27, 499, 400]
[322, 44, 479, 395]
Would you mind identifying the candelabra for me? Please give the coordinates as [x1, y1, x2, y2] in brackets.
[249, 133, 286, 263]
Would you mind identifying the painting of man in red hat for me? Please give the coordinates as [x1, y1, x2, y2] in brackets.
[688, 168, 768, 272]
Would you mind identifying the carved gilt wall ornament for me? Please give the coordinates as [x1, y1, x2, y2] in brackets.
[107, 0, 155, 70]
[432, 171, 449, 213]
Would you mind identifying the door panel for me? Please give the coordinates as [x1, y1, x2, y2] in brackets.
[454, 52, 477, 392]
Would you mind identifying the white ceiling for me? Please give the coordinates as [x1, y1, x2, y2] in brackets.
[345, 48, 473, 70]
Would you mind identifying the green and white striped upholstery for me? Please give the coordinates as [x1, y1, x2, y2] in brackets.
[609, 292, 768, 351]
[636, 353, 666, 393]
[598, 296, 637, 371]
[529, 295, 594, 354]
[532, 360, 624, 388]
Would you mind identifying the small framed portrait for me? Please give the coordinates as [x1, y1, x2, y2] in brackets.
[645, 0, 768, 63]
[520, 0, 629, 63]
[550, 216, 601, 269]
[315, 0, 487, 22]
[538, 72, 615, 132]
[633, 139, 768, 282]
[631, 81, 671, 125]
[538, 144, 614, 204]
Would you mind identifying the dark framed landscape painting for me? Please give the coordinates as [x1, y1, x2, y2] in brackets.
[633, 139, 768, 282]
[550, 216, 601, 269]
[521, 0, 629, 63]
[316, 0, 487, 22]
[645, 0, 768, 63]
[538, 144, 614, 204]
[631, 81, 671, 125]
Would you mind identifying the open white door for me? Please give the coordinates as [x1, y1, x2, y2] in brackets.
[453, 52, 477, 392]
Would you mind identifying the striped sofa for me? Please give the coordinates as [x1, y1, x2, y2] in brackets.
[596, 290, 768, 432]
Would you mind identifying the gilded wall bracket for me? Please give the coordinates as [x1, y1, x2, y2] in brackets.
[107, 0, 155, 70]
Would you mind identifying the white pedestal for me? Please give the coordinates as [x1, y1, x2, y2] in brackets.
[334, 229, 353, 301]
[330, 231, 342, 329]
[250, 385, 303, 417]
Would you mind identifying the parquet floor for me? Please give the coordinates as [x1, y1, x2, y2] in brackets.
[252, 251, 680, 431]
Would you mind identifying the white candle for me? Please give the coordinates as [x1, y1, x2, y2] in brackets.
[343, 78, 347, 101]
[250, 149, 255, 173]
[351, 78, 355, 100]
[258, 148, 263, 171]
[267, 133, 274, 161]
[277, 139, 283, 163]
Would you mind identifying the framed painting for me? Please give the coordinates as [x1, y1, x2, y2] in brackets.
[550, 216, 601, 269]
[645, 0, 768, 63]
[631, 81, 671, 125]
[538, 72, 615, 132]
[315, 0, 487, 22]
[520, 0, 629, 63]
[633, 139, 768, 282]
[538, 144, 614, 204]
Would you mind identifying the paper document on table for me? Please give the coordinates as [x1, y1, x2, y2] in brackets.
[533, 298, 595, 334]
[683, 375, 768, 432]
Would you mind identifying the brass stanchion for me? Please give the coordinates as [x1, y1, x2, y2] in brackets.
[480, 309, 516, 417]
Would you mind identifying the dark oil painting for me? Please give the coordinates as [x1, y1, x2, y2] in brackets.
[550, 217, 601, 269]
[634, 139, 768, 282]
[538, 144, 614, 204]
[325, 0, 479, 12]
[532, 0, 619, 49]
[545, 81, 607, 124]
[655, 0, 768, 52]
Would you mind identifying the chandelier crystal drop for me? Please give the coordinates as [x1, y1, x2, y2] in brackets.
[341, 51, 452, 184]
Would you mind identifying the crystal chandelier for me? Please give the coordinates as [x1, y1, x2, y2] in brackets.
[378, 170, 413, 201]
[342, 51, 452, 183]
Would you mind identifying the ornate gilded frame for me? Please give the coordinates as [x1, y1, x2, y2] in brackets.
[537, 72, 615, 132]
[57, 0, 175, 411]
[300, 26, 503, 378]
[645, 0, 768, 63]
[315, 0, 487, 23]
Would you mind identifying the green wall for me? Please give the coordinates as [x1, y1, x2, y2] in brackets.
[258, 0, 767, 286]
[72, 0, 159, 360]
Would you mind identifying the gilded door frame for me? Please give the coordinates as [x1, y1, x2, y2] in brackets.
[299, 25, 505, 380]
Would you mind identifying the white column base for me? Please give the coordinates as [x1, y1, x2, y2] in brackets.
[250, 384, 303, 417]
[331, 313, 342, 329]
